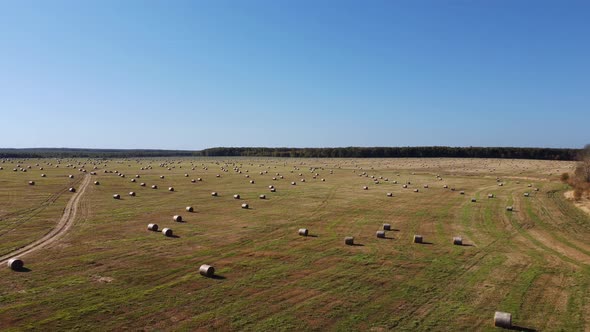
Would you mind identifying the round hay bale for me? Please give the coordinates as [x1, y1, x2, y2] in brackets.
[68, 175, 74, 178]
[186, 206, 194, 212]
[250, 180, 255, 184]
[216, 174, 221, 177]
[488, 194, 494, 198]
[506, 206, 513, 211]
[414, 189, 419, 192]
[453, 237, 463, 245]
[363, 186, 368, 190]
[184, 174, 188, 177]
[94, 181, 100, 185]
[268, 185, 274, 189]
[270, 188, 276, 192]
[493, 311, 512, 328]
[113, 194, 121, 199]
[233, 194, 240, 199]
[460, 191, 465, 195]
[160, 175, 165, 179]
[199, 264, 215, 277]
[69, 187, 76, 193]
[151, 185, 158, 189]
[135, 175, 140, 178]
[376, 230, 386, 238]
[191, 179, 196, 183]
[197, 178, 202, 181]
[413, 235, 423, 243]
[443, 185, 448, 188]
[524, 192, 529, 197]
[41, 174, 46, 177]
[168, 187, 174, 192]
[344, 236, 354, 245]
[162, 228, 173, 237]
[131, 178, 136, 182]
[140, 182, 146, 186]
[211, 192, 218, 196]
[402, 184, 408, 188]
[241, 203, 249, 209]
[129, 192, 135, 196]
[173, 215, 183, 222]
[291, 181, 296, 185]
[28, 181, 35, 185]
[147, 223, 158, 231]
[7, 258, 24, 270]
[387, 192, 393, 197]
[301, 178, 305, 182]
[383, 224, 391, 231]
[499, 183, 504, 186]
[534, 188, 539, 191]
[298, 228, 308, 236]
[471, 198, 476, 202]
[259, 194, 266, 199]
[423, 185, 428, 188]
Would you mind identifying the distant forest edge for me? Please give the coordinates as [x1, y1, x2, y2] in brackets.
[0, 147, 583, 160]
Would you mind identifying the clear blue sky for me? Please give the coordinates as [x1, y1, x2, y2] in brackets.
[1, 0, 588, 150]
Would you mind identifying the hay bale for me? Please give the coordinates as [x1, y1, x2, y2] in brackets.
[524, 192, 529, 197]
[173, 215, 182, 222]
[460, 191, 465, 195]
[321, 178, 325, 182]
[131, 178, 136, 182]
[443, 185, 448, 188]
[69, 187, 76, 192]
[291, 181, 296, 185]
[387, 192, 393, 197]
[402, 184, 408, 188]
[534, 188, 539, 191]
[129, 192, 135, 196]
[94, 181, 100, 185]
[199, 264, 215, 277]
[113, 194, 121, 199]
[488, 194, 494, 198]
[270, 188, 276, 192]
[363, 186, 368, 190]
[413, 235, 423, 243]
[147, 223, 159, 231]
[499, 183, 504, 186]
[250, 180, 255, 184]
[197, 178, 202, 181]
[383, 224, 391, 231]
[453, 237, 462, 245]
[233, 194, 240, 199]
[298, 228, 308, 236]
[211, 192, 218, 196]
[151, 185, 158, 189]
[41, 174, 46, 177]
[191, 179, 196, 183]
[344, 236, 354, 245]
[259, 194, 266, 199]
[506, 206, 513, 211]
[414, 189, 419, 192]
[376, 230, 386, 238]
[7, 258, 24, 271]
[162, 228, 173, 237]
[28, 181, 35, 185]
[241, 203, 249, 209]
[168, 187, 174, 192]
[494, 311, 512, 328]
[423, 185, 428, 188]
[69, 175, 74, 178]
[136, 175, 140, 178]
[471, 198, 476, 202]
[186, 206, 194, 212]
[140, 182, 146, 186]
[160, 175, 165, 179]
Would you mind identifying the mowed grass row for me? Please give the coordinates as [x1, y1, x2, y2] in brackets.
[0, 158, 588, 331]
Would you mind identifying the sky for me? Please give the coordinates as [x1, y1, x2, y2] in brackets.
[1, 0, 589, 150]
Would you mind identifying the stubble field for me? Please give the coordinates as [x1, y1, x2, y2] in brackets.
[0, 157, 588, 331]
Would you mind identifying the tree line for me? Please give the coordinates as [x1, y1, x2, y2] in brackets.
[0, 146, 583, 161]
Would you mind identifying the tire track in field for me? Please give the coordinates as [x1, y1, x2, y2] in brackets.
[0, 174, 91, 265]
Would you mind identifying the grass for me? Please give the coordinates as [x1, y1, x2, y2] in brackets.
[0, 157, 589, 331]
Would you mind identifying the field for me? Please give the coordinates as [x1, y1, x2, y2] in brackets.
[0, 157, 589, 331]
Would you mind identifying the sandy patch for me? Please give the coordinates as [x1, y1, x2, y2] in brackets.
[564, 191, 590, 216]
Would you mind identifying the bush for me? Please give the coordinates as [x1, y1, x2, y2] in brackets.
[561, 172, 570, 183]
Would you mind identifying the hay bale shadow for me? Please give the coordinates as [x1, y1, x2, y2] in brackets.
[170, 235, 181, 238]
[212, 275, 226, 280]
[307, 234, 319, 238]
[351, 243, 364, 247]
[15, 267, 31, 273]
[419, 241, 434, 245]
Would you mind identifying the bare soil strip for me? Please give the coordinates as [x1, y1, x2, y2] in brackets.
[0, 174, 91, 265]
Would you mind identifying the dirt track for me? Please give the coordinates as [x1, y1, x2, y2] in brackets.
[0, 174, 91, 265]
